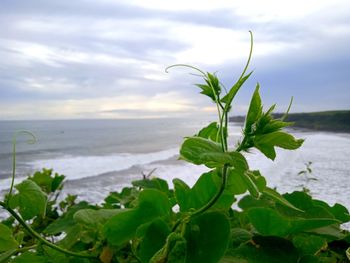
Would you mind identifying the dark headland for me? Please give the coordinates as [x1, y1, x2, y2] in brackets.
[229, 110, 350, 133]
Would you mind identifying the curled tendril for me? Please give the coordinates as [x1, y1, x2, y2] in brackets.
[7, 131, 37, 204]
[165, 64, 206, 76]
[239, 30, 254, 80]
[282, 96, 294, 121]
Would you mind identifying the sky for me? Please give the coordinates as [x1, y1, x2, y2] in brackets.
[0, 0, 349, 120]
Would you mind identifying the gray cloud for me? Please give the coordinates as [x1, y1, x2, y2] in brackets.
[0, 0, 349, 119]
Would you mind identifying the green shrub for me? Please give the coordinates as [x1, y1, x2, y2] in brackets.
[1, 32, 349, 263]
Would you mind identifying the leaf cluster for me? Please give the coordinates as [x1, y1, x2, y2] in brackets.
[1, 33, 349, 262]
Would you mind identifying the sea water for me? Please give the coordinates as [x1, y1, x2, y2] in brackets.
[0, 119, 349, 220]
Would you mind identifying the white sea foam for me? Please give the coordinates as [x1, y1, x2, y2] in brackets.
[0, 148, 179, 191]
[59, 132, 350, 211]
[29, 148, 180, 180]
[59, 162, 209, 205]
[1, 132, 349, 217]
[244, 132, 350, 209]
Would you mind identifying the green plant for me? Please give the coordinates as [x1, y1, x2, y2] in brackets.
[298, 161, 313, 178]
[1, 32, 349, 262]
[297, 161, 316, 194]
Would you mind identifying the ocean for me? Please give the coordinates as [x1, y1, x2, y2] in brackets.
[0, 119, 349, 221]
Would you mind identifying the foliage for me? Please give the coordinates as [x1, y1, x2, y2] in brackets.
[230, 110, 350, 133]
[1, 32, 349, 262]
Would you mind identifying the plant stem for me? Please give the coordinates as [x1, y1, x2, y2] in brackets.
[191, 165, 228, 217]
[220, 110, 229, 151]
[8, 135, 17, 204]
[224, 111, 228, 149]
[236, 135, 248, 152]
[205, 77, 226, 150]
[16, 244, 37, 253]
[215, 101, 224, 148]
[8, 131, 36, 205]
[0, 201, 96, 259]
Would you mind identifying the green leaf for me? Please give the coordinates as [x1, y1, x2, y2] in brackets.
[29, 169, 65, 194]
[197, 122, 219, 142]
[57, 224, 83, 249]
[206, 72, 220, 92]
[137, 189, 170, 216]
[227, 236, 300, 263]
[12, 251, 46, 263]
[254, 104, 275, 132]
[221, 72, 252, 105]
[311, 200, 350, 223]
[175, 171, 235, 212]
[150, 232, 187, 263]
[230, 228, 253, 248]
[167, 237, 187, 263]
[261, 119, 293, 134]
[196, 84, 216, 101]
[190, 171, 221, 210]
[306, 224, 346, 241]
[104, 189, 170, 246]
[137, 218, 171, 263]
[226, 169, 264, 197]
[254, 131, 304, 160]
[241, 171, 260, 198]
[173, 178, 191, 212]
[254, 104, 293, 135]
[263, 187, 303, 212]
[180, 137, 249, 168]
[9, 179, 47, 220]
[219, 256, 249, 263]
[51, 173, 65, 192]
[292, 234, 327, 255]
[104, 209, 144, 247]
[0, 249, 17, 263]
[74, 209, 122, 227]
[297, 255, 319, 263]
[226, 168, 248, 195]
[290, 216, 339, 234]
[244, 84, 262, 134]
[238, 195, 272, 210]
[0, 223, 18, 252]
[44, 201, 91, 235]
[195, 72, 221, 102]
[247, 170, 266, 192]
[247, 206, 339, 237]
[279, 192, 346, 227]
[282, 191, 313, 211]
[35, 246, 69, 263]
[247, 207, 291, 236]
[103, 187, 139, 209]
[132, 177, 169, 194]
[192, 170, 235, 211]
[227, 152, 249, 171]
[186, 211, 230, 263]
[180, 137, 225, 167]
[44, 202, 91, 249]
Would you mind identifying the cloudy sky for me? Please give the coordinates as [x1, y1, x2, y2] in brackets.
[0, 0, 349, 120]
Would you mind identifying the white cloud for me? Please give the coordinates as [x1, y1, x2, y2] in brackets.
[0, 91, 198, 120]
[119, 0, 349, 22]
[0, 0, 349, 119]
[22, 77, 80, 94]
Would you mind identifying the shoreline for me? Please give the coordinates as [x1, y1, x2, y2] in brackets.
[229, 110, 350, 133]
[1, 130, 349, 210]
